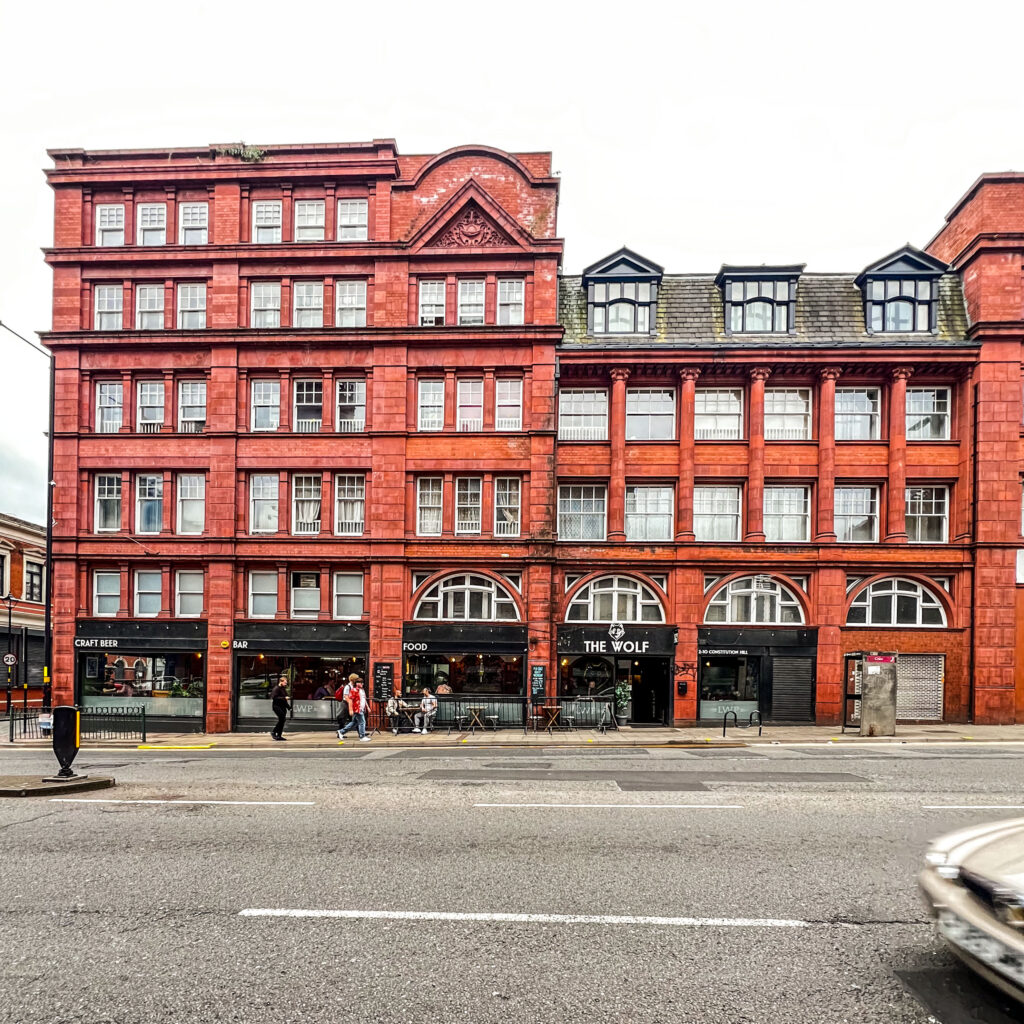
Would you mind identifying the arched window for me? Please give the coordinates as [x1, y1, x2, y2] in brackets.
[705, 576, 804, 625]
[846, 578, 946, 627]
[413, 574, 519, 621]
[566, 575, 665, 623]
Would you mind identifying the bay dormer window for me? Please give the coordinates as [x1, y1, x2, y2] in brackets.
[717, 266, 802, 334]
[857, 246, 947, 334]
[582, 248, 662, 336]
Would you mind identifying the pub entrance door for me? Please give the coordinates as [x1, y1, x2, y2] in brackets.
[628, 657, 671, 725]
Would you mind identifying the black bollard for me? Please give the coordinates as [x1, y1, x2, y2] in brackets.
[44, 705, 86, 782]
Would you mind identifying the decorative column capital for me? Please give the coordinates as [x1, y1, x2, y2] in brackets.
[891, 366, 914, 382]
[819, 367, 842, 383]
[749, 366, 773, 383]
[678, 367, 702, 383]
[610, 367, 631, 383]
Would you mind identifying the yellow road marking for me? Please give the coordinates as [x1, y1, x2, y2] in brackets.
[136, 744, 215, 750]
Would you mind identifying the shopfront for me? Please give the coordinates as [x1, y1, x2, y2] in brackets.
[401, 624, 527, 696]
[232, 622, 368, 729]
[74, 620, 207, 729]
[698, 627, 817, 723]
[557, 625, 676, 725]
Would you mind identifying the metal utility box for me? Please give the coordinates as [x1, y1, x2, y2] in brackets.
[857, 653, 898, 736]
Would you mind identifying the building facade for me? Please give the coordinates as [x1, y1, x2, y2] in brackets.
[42, 145, 1024, 730]
[44, 141, 562, 731]
[0, 513, 47, 700]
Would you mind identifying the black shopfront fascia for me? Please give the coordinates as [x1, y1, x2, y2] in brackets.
[698, 626, 818, 723]
[401, 624, 528, 694]
[231, 621, 369, 655]
[73, 620, 208, 726]
[557, 625, 677, 657]
[231, 622, 370, 729]
[402, 623, 528, 655]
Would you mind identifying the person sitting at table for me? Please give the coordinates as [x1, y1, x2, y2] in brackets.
[385, 695, 402, 735]
[435, 681, 452, 695]
[413, 687, 437, 734]
[312, 681, 334, 700]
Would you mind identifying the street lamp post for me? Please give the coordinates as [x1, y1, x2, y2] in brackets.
[4, 592, 13, 714]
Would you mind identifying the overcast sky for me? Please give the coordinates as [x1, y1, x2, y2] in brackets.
[2, 0, 1023, 524]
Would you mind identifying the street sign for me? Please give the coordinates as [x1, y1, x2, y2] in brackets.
[2, 653, 17, 667]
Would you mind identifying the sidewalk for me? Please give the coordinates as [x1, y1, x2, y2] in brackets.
[7, 722, 1024, 750]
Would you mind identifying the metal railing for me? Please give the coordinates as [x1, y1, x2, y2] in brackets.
[295, 418, 322, 433]
[179, 420, 205, 434]
[139, 421, 162, 433]
[335, 418, 365, 433]
[80, 705, 147, 742]
[495, 417, 521, 431]
[558, 425, 608, 441]
[5, 705, 146, 743]
[7, 710, 46, 742]
[365, 695, 617, 736]
[695, 427, 741, 440]
[494, 519, 520, 537]
[458, 419, 483, 432]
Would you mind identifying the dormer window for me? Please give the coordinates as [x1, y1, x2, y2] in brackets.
[591, 281, 655, 333]
[582, 248, 662, 337]
[856, 246, 947, 335]
[865, 278, 933, 332]
[716, 266, 802, 335]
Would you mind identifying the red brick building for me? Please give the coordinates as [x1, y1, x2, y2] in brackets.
[0, 513, 47, 704]
[44, 141, 562, 731]
[40, 145, 1024, 730]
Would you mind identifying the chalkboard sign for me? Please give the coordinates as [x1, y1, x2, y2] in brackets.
[530, 663, 546, 697]
[373, 662, 394, 700]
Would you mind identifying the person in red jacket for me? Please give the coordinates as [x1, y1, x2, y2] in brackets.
[338, 675, 370, 741]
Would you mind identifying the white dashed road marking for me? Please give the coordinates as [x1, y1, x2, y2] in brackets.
[239, 908, 808, 927]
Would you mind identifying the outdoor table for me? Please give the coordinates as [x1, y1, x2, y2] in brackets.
[465, 705, 487, 731]
[394, 704, 418, 731]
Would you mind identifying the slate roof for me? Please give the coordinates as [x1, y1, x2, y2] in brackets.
[558, 273, 971, 349]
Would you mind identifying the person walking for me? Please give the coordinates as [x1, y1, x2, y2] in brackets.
[413, 687, 437, 734]
[270, 674, 291, 741]
[339, 675, 371, 741]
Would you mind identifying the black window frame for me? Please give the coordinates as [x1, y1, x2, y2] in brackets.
[587, 279, 659, 335]
[855, 246, 948, 336]
[581, 248, 663, 338]
[716, 266, 802, 336]
[863, 276, 937, 334]
[25, 561, 43, 603]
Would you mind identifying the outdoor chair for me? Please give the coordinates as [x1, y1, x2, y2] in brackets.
[447, 700, 469, 735]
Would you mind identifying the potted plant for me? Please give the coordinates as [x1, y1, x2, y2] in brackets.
[614, 681, 631, 726]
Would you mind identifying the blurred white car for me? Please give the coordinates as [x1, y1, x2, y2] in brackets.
[919, 817, 1024, 1006]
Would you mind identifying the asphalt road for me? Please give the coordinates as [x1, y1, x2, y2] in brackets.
[1, 742, 1023, 1024]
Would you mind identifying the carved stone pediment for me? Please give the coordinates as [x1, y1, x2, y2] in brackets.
[427, 204, 512, 248]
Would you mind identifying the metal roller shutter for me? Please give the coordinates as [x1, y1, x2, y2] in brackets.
[770, 657, 815, 722]
[896, 654, 944, 721]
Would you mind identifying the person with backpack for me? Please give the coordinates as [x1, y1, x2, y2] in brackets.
[339, 675, 371, 741]
[270, 674, 291, 741]
[333, 676, 353, 735]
